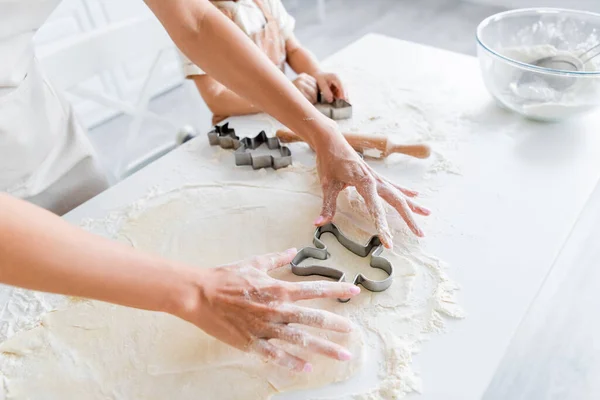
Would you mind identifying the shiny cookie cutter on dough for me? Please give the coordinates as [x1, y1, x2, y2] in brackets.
[234, 130, 292, 170]
[315, 92, 353, 120]
[207, 123, 241, 149]
[291, 222, 393, 302]
[207, 123, 292, 170]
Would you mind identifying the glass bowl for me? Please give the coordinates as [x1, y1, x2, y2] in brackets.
[476, 8, 600, 121]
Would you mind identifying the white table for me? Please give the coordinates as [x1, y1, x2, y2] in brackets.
[484, 170, 600, 400]
[8, 34, 600, 399]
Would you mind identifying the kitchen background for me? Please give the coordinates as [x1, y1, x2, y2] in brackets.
[36, 0, 600, 180]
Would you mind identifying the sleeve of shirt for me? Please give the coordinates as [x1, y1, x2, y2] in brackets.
[270, 0, 296, 40]
[179, 50, 206, 77]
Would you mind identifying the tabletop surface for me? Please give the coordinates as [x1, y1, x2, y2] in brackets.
[4, 34, 600, 399]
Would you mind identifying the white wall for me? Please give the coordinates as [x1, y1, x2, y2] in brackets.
[468, 0, 600, 12]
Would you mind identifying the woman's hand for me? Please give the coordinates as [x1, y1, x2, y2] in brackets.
[175, 248, 360, 373]
[313, 130, 430, 248]
[292, 73, 319, 104]
[314, 71, 347, 102]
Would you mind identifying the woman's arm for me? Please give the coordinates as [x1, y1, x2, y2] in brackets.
[192, 75, 259, 118]
[0, 193, 185, 312]
[0, 193, 359, 370]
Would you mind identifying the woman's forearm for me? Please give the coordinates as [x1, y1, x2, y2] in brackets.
[0, 194, 193, 315]
[145, 0, 337, 148]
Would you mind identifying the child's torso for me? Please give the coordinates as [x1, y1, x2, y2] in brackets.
[213, 0, 286, 69]
[212, 0, 276, 37]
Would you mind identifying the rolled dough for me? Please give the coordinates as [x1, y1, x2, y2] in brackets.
[0, 184, 462, 399]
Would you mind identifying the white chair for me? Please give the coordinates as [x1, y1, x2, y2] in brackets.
[38, 16, 197, 181]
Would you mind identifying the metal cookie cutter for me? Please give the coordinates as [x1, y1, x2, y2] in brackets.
[291, 222, 393, 302]
[207, 123, 241, 149]
[208, 124, 292, 170]
[315, 92, 353, 120]
[234, 130, 292, 170]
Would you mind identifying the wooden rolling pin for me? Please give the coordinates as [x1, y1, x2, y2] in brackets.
[276, 129, 431, 159]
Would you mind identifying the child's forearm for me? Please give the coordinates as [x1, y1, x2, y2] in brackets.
[212, 91, 259, 117]
[193, 76, 261, 118]
[286, 37, 322, 77]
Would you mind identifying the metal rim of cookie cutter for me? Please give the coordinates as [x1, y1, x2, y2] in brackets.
[290, 222, 393, 303]
[235, 131, 292, 170]
[207, 123, 292, 170]
[207, 122, 240, 149]
[315, 92, 352, 120]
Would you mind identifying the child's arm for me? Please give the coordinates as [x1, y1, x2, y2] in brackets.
[192, 75, 259, 118]
[193, 72, 320, 117]
[285, 35, 348, 102]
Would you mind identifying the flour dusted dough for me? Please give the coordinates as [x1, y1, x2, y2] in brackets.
[0, 184, 462, 399]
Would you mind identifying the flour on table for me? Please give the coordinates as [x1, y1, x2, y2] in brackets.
[0, 181, 463, 399]
[323, 62, 473, 179]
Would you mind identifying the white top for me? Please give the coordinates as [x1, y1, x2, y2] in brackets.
[180, 0, 295, 77]
[0, 0, 105, 212]
[0, 1, 57, 90]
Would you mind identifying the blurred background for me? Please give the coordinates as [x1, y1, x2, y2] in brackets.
[35, 0, 600, 179]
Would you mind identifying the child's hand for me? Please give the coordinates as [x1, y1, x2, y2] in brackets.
[315, 72, 347, 102]
[292, 73, 318, 104]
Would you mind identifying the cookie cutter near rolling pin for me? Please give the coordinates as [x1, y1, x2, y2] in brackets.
[315, 92, 353, 120]
[207, 123, 292, 170]
[291, 222, 393, 303]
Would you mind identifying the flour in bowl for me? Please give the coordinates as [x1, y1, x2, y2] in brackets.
[500, 44, 600, 120]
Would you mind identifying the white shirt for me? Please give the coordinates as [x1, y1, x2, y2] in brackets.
[181, 0, 295, 77]
[0, 2, 57, 89]
[0, 0, 107, 213]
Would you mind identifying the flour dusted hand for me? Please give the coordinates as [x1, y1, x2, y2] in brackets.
[314, 129, 430, 248]
[175, 248, 360, 372]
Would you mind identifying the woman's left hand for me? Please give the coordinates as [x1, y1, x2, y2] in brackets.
[314, 72, 348, 103]
[313, 127, 430, 248]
